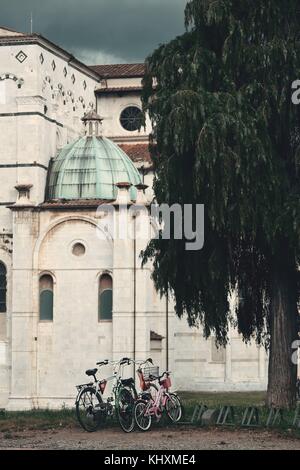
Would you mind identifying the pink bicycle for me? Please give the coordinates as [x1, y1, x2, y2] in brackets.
[134, 367, 182, 431]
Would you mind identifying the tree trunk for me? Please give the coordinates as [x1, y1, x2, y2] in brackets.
[267, 262, 298, 409]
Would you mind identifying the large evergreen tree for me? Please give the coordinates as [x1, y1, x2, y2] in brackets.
[142, 0, 300, 408]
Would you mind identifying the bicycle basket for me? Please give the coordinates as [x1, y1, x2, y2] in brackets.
[99, 379, 107, 393]
[137, 369, 150, 391]
[161, 376, 171, 389]
[143, 366, 159, 381]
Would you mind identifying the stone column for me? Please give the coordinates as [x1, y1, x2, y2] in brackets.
[112, 184, 135, 380]
[112, 183, 151, 378]
[7, 187, 38, 410]
[132, 186, 151, 365]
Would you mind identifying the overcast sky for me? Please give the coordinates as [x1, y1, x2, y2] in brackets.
[0, 0, 188, 64]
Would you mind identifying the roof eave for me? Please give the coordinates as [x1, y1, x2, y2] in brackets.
[0, 33, 101, 82]
[95, 87, 142, 95]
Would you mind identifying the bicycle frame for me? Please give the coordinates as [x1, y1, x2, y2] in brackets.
[94, 360, 125, 402]
[143, 381, 168, 419]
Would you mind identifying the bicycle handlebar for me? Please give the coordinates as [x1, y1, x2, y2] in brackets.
[148, 370, 171, 381]
[96, 359, 109, 366]
[95, 357, 154, 369]
[120, 357, 131, 365]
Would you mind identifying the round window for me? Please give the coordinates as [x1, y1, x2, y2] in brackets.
[120, 106, 143, 131]
[72, 242, 86, 257]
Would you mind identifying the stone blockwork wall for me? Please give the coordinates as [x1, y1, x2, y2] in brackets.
[171, 319, 268, 392]
[96, 77, 151, 143]
[0, 41, 99, 211]
[97, 92, 151, 143]
[2, 202, 268, 410]
[0, 36, 100, 408]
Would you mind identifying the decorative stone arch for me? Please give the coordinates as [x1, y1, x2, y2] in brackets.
[38, 269, 57, 284]
[57, 83, 65, 95]
[61, 88, 75, 113]
[66, 91, 77, 112]
[95, 269, 113, 283]
[78, 96, 86, 110]
[0, 252, 8, 309]
[33, 215, 113, 270]
[38, 270, 55, 322]
[0, 246, 12, 271]
[57, 83, 66, 104]
[44, 76, 53, 89]
[98, 270, 113, 322]
[42, 76, 54, 101]
[0, 73, 24, 88]
[67, 90, 75, 103]
[0, 246, 12, 318]
[52, 83, 65, 107]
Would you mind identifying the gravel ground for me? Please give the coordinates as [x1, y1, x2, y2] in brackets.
[0, 426, 300, 450]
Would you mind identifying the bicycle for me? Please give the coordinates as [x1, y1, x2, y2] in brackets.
[134, 369, 182, 431]
[75, 357, 137, 433]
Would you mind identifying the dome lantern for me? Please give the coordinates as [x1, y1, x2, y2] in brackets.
[82, 110, 104, 137]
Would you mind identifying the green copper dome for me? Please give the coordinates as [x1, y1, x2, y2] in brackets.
[46, 136, 142, 201]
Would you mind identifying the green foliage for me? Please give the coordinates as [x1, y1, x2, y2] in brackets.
[142, 0, 300, 346]
[0, 407, 76, 432]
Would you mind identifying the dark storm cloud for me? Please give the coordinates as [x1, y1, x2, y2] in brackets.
[0, 0, 187, 63]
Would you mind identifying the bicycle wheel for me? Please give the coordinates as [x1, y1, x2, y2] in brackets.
[165, 393, 182, 423]
[116, 386, 135, 433]
[76, 387, 106, 432]
[134, 399, 152, 431]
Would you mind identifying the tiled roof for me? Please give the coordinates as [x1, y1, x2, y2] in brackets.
[119, 143, 152, 163]
[90, 63, 145, 78]
[96, 86, 142, 94]
[39, 199, 113, 209]
[150, 331, 164, 341]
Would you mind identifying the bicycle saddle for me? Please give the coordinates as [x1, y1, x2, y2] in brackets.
[85, 368, 98, 377]
[121, 377, 135, 386]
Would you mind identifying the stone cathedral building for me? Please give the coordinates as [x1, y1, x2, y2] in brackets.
[0, 26, 268, 410]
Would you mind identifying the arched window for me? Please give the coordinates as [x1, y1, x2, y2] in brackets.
[99, 274, 112, 321]
[39, 274, 53, 321]
[0, 262, 7, 313]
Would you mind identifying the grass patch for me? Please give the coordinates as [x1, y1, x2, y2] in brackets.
[0, 408, 77, 432]
[0, 392, 299, 437]
[180, 391, 266, 411]
[179, 391, 300, 438]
